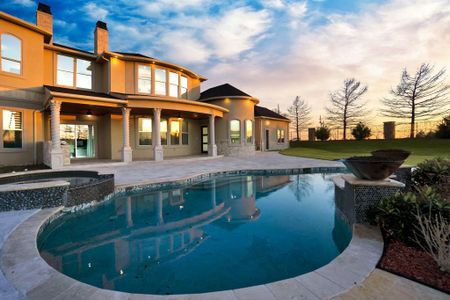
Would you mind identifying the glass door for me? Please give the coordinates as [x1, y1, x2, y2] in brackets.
[60, 124, 95, 158]
[201, 126, 208, 153]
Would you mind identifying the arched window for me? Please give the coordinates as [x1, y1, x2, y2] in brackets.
[230, 120, 241, 144]
[1, 34, 21, 74]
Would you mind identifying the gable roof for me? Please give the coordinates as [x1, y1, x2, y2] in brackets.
[199, 83, 251, 100]
[254, 106, 290, 121]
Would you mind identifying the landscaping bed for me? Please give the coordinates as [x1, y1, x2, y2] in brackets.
[378, 239, 450, 293]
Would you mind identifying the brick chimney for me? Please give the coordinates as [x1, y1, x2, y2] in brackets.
[36, 2, 53, 40]
[94, 21, 108, 55]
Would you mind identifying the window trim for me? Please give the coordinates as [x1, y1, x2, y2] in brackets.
[0, 107, 24, 151]
[136, 64, 152, 95]
[245, 119, 253, 144]
[0, 33, 23, 76]
[154, 68, 167, 96]
[136, 117, 152, 147]
[277, 128, 286, 144]
[229, 119, 241, 145]
[56, 54, 93, 90]
[169, 71, 179, 98]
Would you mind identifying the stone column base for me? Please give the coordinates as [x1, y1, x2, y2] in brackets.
[49, 149, 64, 169]
[121, 147, 133, 163]
[153, 145, 164, 161]
[333, 174, 405, 224]
[208, 144, 217, 157]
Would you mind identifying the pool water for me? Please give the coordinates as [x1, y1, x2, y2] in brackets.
[38, 173, 352, 295]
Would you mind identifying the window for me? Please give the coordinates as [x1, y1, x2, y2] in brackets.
[169, 72, 179, 97]
[180, 76, 188, 99]
[138, 65, 151, 94]
[76, 59, 92, 89]
[138, 118, 152, 145]
[2, 110, 22, 148]
[57, 55, 92, 89]
[160, 119, 167, 145]
[245, 120, 253, 143]
[182, 120, 188, 145]
[1, 34, 21, 74]
[170, 119, 180, 145]
[57, 55, 74, 86]
[155, 68, 166, 95]
[277, 129, 285, 143]
[230, 120, 241, 144]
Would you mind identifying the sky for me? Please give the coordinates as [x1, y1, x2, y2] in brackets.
[2, 0, 450, 125]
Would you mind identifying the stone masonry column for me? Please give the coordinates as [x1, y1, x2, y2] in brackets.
[153, 108, 164, 161]
[49, 100, 64, 169]
[121, 106, 132, 163]
[208, 115, 217, 156]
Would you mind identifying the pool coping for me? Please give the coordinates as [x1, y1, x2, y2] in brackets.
[0, 168, 384, 300]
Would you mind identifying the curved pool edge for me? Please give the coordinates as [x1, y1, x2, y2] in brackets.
[0, 207, 383, 300]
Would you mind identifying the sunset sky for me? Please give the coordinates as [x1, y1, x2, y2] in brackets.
[2, 0, 450, 126]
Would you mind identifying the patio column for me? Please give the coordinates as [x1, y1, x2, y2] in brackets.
[153, 108, 163, 161]
[121, 106, 132, 163]
[49, 100, 64, 169]
[208, 115, 217, 156]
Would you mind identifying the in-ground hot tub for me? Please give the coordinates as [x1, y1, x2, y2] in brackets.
[0, 170, 114, 211]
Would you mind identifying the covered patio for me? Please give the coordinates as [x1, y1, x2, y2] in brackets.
[43, 86, 227, 168]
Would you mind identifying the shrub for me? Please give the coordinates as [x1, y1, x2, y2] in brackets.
[369, 186, 450, 243]
[412, 157, 450, 199]
[414, 210, 450, 273]
[315, 126, 330, 141]
[435, 115, 450, 139]
[351, 122, 371, 140]
[416, 130, 435, 139]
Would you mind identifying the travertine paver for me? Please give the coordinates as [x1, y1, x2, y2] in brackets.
[333, 269, 449, 300]
[63, 152, 343, 186]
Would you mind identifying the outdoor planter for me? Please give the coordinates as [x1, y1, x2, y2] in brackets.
[371, 149, 411, 161]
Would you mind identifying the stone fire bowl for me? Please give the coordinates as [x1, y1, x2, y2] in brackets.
[342, 156, 404, 181]
[371, 149, 411, 161]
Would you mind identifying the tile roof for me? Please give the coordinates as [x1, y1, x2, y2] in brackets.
[199, 83, 251, 100]
[254, 106, 290, 121]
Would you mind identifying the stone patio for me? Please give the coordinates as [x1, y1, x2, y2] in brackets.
[0, 152, 447, 299]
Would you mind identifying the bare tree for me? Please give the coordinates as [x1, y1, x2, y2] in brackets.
[381, 63, 450, 138]
[326, 78, 368, 140]
[287, 96, 312, 141]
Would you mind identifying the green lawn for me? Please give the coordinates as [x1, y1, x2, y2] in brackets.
[280, 139, 450, 166]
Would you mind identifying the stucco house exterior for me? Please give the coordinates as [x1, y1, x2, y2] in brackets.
[0, 3, 289, 169]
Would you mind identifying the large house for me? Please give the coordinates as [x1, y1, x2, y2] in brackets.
[0, 3, 289, 168]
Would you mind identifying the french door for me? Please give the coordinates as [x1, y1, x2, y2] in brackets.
[60, 124, 95, 158]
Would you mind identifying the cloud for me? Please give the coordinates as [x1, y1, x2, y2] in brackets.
[83, 2, 109, 20]
[204, 7, 271, 59]
[201, 0, 450, 124]
[11, 0, 34, 7]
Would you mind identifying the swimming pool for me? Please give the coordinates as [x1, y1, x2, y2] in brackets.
[38, 173, 352, 295]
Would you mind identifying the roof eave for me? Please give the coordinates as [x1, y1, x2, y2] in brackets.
[0, 11, 52, 41]
[105, 51, 207, 81]
[255, 116, 291, 122]
[200, 96, 260, 104]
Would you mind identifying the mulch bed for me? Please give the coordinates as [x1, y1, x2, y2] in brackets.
[378, 239, 450, 293]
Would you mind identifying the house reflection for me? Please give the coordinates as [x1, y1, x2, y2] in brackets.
[40, 175, 291, 290]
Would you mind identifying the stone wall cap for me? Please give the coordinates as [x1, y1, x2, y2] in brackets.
[0, 180, 70, 192]
[340, 174, 405, 188]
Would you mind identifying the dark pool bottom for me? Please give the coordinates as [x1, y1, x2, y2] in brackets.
[38, 173, 352, 295]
